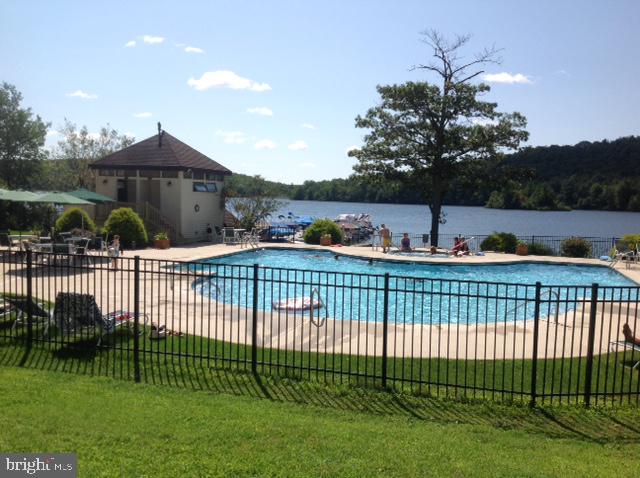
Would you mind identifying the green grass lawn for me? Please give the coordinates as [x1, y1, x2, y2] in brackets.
[1, 366, 639, 477]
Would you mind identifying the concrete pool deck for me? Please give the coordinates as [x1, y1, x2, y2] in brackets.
[1, 242, 639, 361]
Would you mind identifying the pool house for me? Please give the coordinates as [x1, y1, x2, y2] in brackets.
[90, 126, 232, 243]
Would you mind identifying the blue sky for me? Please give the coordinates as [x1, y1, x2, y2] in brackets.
[2, 0, 639, 184]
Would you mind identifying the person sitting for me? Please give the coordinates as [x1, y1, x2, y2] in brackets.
[623, 323, 640, 346]
[400, 233, 412, 252]
[460, 236, 470, 255]
[451, 236, 462, 255]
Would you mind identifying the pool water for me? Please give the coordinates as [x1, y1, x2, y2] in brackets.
[190, 249, 638, 325]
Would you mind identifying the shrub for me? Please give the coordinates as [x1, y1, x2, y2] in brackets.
[480, 232, 518, 253]
[526, 242, 554, 256]
[560, 236, 592, 258]
[303, 219, 344, 245]
[54, 207, 96, 235]
[104, 208, 148, 248]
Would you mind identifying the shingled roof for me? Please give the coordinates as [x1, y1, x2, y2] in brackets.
[90, 132, 232, 174]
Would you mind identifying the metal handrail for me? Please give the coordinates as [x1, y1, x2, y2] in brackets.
[506, 289, 562, 325]
[309, 287, 326, 328]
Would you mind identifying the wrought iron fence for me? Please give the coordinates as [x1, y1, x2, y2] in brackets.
[0, 250, 639, 407]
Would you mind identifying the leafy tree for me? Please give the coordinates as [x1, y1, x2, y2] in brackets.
[40, 120, 134, 190]
[349, 31, 528, 245]
[0, 82, 49, 189]
[226, 175, 283, 230]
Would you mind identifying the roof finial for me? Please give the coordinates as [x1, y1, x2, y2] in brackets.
[157, 122, 163, 147]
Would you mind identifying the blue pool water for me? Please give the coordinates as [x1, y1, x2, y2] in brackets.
[190, 249, 638, 325]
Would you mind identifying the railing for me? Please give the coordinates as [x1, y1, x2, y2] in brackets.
[368, 233, 619, 258]
[1, 250, 639, 407]
[100, 201, 182, 243]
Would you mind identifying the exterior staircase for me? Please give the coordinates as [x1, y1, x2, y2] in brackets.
[97, 201, 183, 243]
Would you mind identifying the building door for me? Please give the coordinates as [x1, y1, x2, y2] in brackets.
[117, 179, 128, 202]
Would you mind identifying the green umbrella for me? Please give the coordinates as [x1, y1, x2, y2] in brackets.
[33, 191, 92, 205]
[68, 187, 115, 204]
[0, 189, 41, 202]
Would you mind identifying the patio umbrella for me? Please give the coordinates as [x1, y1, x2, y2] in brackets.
[68, 188, 115, 204]
[32, 191, 92, 205]
[0, 189, 41, 202]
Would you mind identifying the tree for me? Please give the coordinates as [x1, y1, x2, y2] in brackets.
[225, 175, 283, 230]
[0, 82, 49, 189]
[41, 120, 135, 190]
[349, 31, 528, 245]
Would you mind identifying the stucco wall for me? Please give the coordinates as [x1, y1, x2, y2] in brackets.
[179, 178, 225, 240]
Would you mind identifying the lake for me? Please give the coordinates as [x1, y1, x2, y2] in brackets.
[274, 199, 640, 238]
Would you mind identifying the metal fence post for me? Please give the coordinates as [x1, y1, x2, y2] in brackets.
[584, 283, 599, 408]
[530, 282, 542, 407]
[133, 255, 141, 383]
[26, 249, 33, 345]
[381, 273, 390, 388]
[251, 264, 259, 374]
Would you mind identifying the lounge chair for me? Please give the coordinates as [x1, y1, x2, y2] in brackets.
[241, 228, 260, 249]
[609, 340, 640, 370]
[53, 292, 149, 345]
[4, 296, 53, 337]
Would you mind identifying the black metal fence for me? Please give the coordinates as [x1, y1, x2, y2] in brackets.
[1, 250, 639, 407]
[369, 233, 619, 258]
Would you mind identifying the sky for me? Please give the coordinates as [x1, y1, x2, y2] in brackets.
[1, 0, 639, 184]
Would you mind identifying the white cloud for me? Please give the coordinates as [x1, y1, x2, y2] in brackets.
[288, 140, 308, 151]
[125, 40, 136, 48]
[46, 130, 59, 137]
[299, 161, 316, 168]
[133, 112, 152, 118]
[555, 69, 571, 77]
[87, 132, 101, 140]
[143, 35, 164, 44]
[254, 139, 277, 150]
[482, 72, 532, 84]
[216, 130, 247, 144]
[66, 90, 98, 100]
[184, 46, 205, 54]
[301, 123, 316, 130]
[187, 70, 271, 92]
[247, 107, 273, 116]
[345, 145, 359, 155]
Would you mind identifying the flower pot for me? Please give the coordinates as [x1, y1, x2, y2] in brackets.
[516, 244, 528, 256]
[319, 234, 332, 246]
[154, 239, 170, 249]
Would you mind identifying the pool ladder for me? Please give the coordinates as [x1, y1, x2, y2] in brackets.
[309, 288, 326, 328]
[506, 290, 565, 326]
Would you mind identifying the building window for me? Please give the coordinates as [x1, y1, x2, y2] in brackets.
[140, 170, 162, 178]
[206, 173, 223, 181]
[193, 182, 217, 193]
[183, 170, 193, 179]
[163, 170, 179, 178]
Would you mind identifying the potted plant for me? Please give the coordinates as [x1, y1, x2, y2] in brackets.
[319, 233, 332, 246]
[154, 232, 170, 249]
[515, 240, 528, 256]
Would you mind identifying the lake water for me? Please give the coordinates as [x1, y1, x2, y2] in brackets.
[274, 199, 640, 238]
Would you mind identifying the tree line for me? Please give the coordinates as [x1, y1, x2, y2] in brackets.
[227, 135, 640, 212]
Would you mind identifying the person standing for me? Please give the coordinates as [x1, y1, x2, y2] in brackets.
[380, 224, 391, 253]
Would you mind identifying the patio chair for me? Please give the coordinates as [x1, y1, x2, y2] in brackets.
[4, 296, 53, 337]
[609, 341, 640, 370]
[222, 227, 238, 245]
[53, 292, 149, 346]
[241, 228, 260, 249]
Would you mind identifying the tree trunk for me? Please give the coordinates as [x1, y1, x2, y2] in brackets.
[429, 190, 444, 247]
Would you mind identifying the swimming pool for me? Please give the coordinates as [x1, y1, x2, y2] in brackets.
[190, 249, 638, 325]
